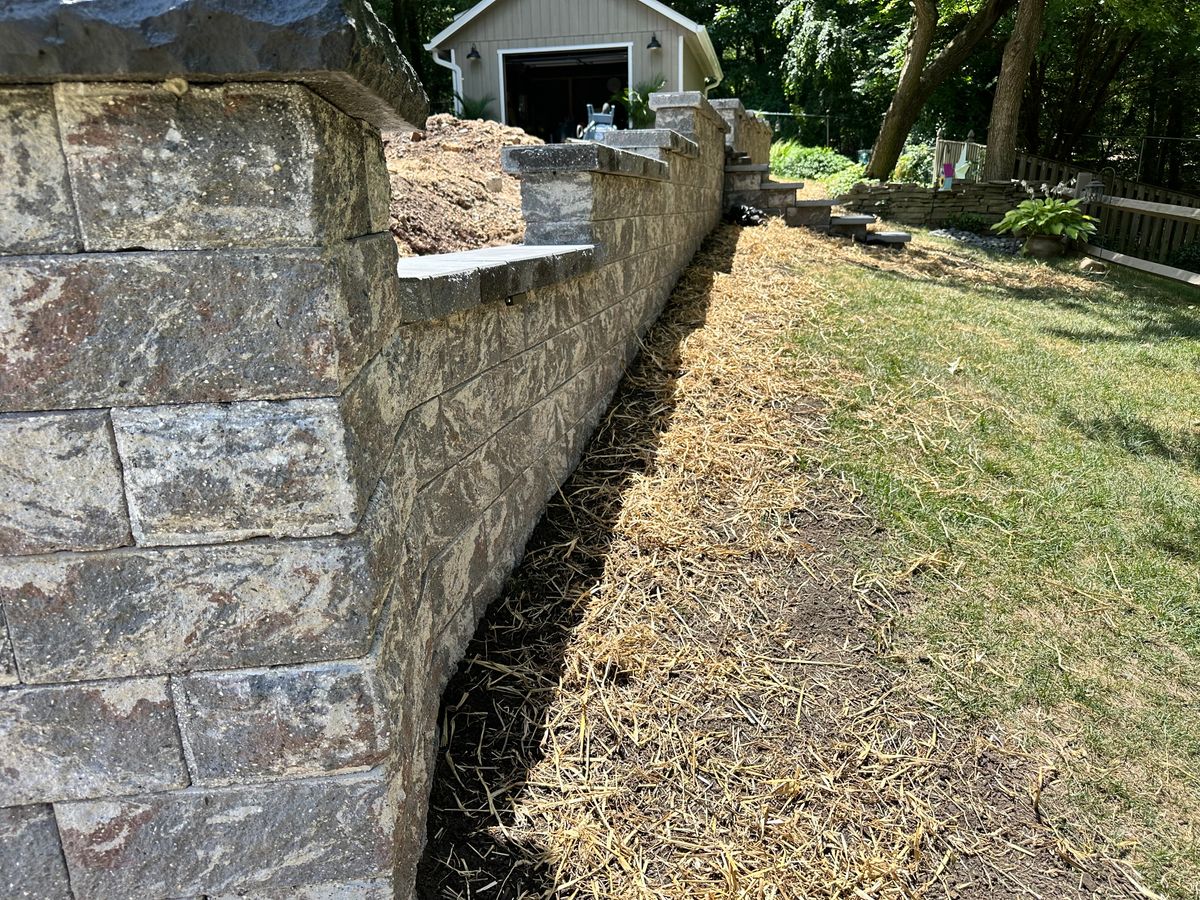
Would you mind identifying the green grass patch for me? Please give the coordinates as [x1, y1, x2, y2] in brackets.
[785, 236, 1200, 897]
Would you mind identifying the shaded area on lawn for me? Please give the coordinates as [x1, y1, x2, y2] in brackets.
[416, 225, 1149, 899]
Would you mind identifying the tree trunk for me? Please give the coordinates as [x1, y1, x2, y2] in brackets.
[865, 0, 1018, 180]
[983, 0, 1046, 181]
[864, 0, 937, 180]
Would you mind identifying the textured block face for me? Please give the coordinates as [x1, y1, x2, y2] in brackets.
[56, 774, 393, 898]
[0, 86, 79, 255]
[55, 82, 378, 251]
[0, 410, 130, 555]
[0, 536, 384, 682]
[0, 605, 17, 685]
[0, 805, 72, 899]
[0, 678, 186, 805]
[112, 399, 358, 546]
[175, 663, 388, 784]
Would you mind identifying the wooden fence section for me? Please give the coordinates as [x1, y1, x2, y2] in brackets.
[1028, 155, 1200, 266]
[1078, 188, 1200, 283]
[933, 137, 985, 183]
[1014, 153, 1200, 207]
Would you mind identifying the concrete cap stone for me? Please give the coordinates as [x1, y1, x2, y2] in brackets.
[501, 143, 669, 181]
[0, 0, 428, 129]
[646, 91, 730, 133]
[603, 129, 699, 159]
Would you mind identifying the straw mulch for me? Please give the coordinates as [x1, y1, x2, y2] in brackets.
[417, 223, 1152, 899]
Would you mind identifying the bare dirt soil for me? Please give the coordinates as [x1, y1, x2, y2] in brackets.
[383, 114, 541, 256]
[416, 224, 1151, 899]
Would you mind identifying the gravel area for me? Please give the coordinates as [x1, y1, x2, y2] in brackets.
[928, 227, 1023, 255]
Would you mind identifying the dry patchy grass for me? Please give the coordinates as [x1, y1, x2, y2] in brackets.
[416, 223, 1182, 899]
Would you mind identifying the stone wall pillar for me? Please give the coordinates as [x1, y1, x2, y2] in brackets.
[710, 98, 772, 165]
[0, 3, 432, 898]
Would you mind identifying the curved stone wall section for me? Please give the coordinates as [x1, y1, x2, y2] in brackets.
[0, 8, 735, 889]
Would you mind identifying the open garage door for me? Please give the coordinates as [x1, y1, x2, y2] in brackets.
[501, 45, 630, 143]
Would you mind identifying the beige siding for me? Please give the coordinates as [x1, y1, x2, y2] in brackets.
[681, 41, 705, 91]
[439, 0, 712, 121]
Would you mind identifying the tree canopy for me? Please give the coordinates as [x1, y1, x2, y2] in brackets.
[369, 0, 1200, 191]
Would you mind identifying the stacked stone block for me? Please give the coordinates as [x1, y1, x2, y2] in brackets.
[710, 98, 772, 165]
[0, 18, 732, 894]
[841, 181, 1029, 226]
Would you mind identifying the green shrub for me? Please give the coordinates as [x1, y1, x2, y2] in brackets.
[825, 164, 869, 199]
[892, 142, 935, 185]
[992, 198, 1098, 241]
[771, 141, 857, 180]
[1168, 242, 1200, 273]
[455, 94, 495, 120]
[943, 212, 989, 234]
[613, 77, 666, 130]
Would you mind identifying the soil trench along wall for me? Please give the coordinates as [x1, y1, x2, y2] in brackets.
[0, 5, 743, 896]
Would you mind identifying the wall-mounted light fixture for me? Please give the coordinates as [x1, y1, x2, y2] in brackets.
[466, 45, 481, 60]
[647, 34, 661, 50]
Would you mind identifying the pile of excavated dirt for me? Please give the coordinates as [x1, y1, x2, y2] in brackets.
[383, 114, 542, 257]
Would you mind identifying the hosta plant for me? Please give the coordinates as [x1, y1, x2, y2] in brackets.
[993, 198, 1097, 257]
[993, 197, 1098, 239]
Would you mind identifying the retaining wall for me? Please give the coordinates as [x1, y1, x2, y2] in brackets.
[841, 180, 1030, 226]
[0, 4, 732, 898]
[711, 98, 772, 165]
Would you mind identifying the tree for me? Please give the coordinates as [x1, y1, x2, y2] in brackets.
[982, 0, 1046, 180]
[865, 0, 1018, 179]
[866, 0, 937, 179]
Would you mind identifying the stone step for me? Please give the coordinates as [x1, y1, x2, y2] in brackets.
[727, 186, 799, 209]
[724, 171, 768, 192]
[829, 214, 875, 239]
[792, 198, 837, 208]
[830, 214, 876, 226]
[724, 163, 769, 174]
[784, 203, 832, 230]
[765, 180, 805, 191]
[856, 230, 912, 246]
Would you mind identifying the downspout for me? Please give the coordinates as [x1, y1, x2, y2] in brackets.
[430, 48, 463, 116]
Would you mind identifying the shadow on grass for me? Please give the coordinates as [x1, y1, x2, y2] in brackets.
[1059, 411, 1200, 473]
[414, 231, 736, 899]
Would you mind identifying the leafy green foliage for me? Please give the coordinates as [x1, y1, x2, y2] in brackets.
[892, 143, 936, 185]
[1168, 242, 1200, 274]
[824, 163, 869, 198]
[992, 198, 1098, 240]
[770, 141, 856, 179]
[455, 94, 495, 120]
[613, 77, 667, 130]
[943, 212, 990, 233]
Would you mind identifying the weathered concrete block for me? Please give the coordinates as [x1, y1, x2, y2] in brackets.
[0, 234, 400, 413]
[0, 0, 429, 131]
[0, 606, 17, 686]
[0, 410, 130, 555]
[0, 534, 385, 683]
[112, 399, 359, 546]
[0, 678, 186, 806]
[174, 662, 388, 784]
[0, 86, 79, 255]
[55, 82, 383, 251]
[0, 805, 72, 899]
[210, 880, 394, 900]
[56, 772, 393, 898]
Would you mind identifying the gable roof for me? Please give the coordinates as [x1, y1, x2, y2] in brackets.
[424, 0, 723, 83]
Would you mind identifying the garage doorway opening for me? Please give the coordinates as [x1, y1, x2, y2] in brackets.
[500, 44, 631, 143]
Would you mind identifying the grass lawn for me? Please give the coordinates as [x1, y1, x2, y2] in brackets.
[421, 222, 1198, 899]
[782, 227, 1200, 897]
